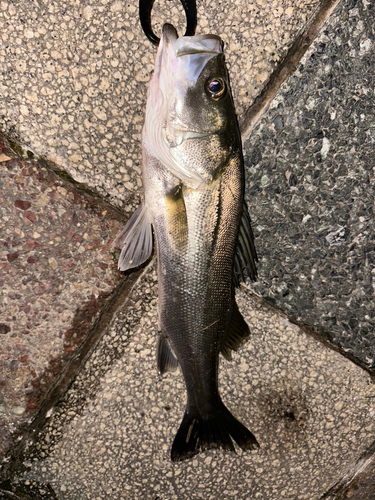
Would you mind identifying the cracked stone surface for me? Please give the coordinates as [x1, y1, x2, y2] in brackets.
[4, 265, 375, 500]
[243, 0, 375, 371]
[0, 0, 321, 209]
[0, 135, 125, 456]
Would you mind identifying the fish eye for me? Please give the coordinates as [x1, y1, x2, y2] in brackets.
[206, 77, 226, 101]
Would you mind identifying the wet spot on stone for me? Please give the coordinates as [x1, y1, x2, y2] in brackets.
[283, 411, 296, 421]
[260, 387, 309, 431]
[15, 199, 31, 210]
[0, 323, 11, 334]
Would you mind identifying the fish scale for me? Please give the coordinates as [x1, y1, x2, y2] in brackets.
[113, 24, 259, 461]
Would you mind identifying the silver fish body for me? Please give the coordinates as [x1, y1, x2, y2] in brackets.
[113, 24, 259, 461]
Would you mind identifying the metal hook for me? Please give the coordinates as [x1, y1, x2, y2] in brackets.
[139, 0, 197, 45]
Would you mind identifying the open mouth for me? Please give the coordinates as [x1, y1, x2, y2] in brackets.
[162, 23, 222, 57]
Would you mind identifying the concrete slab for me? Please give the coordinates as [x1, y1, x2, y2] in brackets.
[0, 134, 126, 456]
[0, 0, 321, 209]
[2, 264, 375, 500]
[243, 0, 375, 371]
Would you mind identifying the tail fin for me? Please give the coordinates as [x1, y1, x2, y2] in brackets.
[171, 402, 259, 462]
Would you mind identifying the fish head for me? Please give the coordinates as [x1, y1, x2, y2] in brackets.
[143, 24, 240, 188]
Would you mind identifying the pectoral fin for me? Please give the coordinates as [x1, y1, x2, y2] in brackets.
[221, 301, 250, 361]
[112, 203, 153, 271]
[233, 203, 258, 287]
[156, 336, 179, 374]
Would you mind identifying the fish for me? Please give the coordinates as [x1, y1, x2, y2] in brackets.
[113, 23, 259, 461]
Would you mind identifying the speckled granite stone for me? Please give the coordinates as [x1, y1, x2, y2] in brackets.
[243, 0, 375, 371]
[0, 134, 126, 456]
[2, 265, 375, 500]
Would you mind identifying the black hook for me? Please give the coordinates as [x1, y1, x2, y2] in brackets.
[139, 0, 197, 45]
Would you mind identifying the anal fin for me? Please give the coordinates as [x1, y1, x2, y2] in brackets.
[156, 336, 179, 374]
[112, 203, 153, 271]
[221, 301, 250, 361]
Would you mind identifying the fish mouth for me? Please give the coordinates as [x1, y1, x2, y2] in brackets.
[161, 23, 179, 48]
[161, 23, 222, 57]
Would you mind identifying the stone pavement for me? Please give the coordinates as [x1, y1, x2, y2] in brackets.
[1, 0, 375, 498]
[2, 266, 375, 500]
[244, 0, 375, 373]
[0, 135, 127, 459]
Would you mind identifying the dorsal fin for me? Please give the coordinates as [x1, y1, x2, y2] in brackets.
[233, 202, 258, 287]
[112, 203, 153, 271]
[221, 301, 250, 361]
